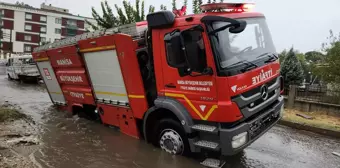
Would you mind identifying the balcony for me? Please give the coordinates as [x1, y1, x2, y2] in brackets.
[66, 24, 78, 30]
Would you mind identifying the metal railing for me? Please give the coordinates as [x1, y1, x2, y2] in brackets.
[34, 22, 147, 53]
[295, 84, 340, 104]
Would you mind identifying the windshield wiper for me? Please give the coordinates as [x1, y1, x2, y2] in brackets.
[256, 53, 278, 63]
[228, 60, 258, 72]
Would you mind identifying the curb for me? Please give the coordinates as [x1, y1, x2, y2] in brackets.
[278, 120, 340, 139]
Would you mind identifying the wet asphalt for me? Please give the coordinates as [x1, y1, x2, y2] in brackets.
[0, 73, 339, 168]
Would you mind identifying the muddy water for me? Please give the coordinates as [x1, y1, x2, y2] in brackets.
[0, 74, 340, 168]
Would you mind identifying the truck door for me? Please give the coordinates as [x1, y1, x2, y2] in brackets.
[156, 26, 218, 121]
[33, 52, 66, 105]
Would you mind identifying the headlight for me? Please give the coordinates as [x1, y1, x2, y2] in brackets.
[232, 132, 248, 149]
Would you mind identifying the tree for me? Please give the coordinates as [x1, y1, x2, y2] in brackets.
[278, 49, 287, 64]
[322, 42, 340, 84]
[281, 48, 304, 87]
[86, 0, 156, 30]
[85, 1, 118, 30]
[148, 5, 155, 13]
[160, 4, 167, 10]
[172, 0, 177, 10]
[305, 51, 325, 63]
[315, 30, 340, 85]
[193, 0, 203, 14]
[183, 0, 188, 15]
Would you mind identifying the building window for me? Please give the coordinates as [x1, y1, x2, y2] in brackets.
[55, 28, 61, 34]
[24, 46, 31, 52]
[40, 26, 46, 33]
[25, 24, 32, 31]
[67, 29, 77, 36]
[0, 20, 3, 27]
[40, 16, 47, 22]
[40, 37, 46, 42]
[25, 13, 32, 20]
[0, 10, 4, 15]
[55, 18, 61, 24]
[24, 35, 31, 41]
[1, 43, 3, 49]
[66, 20, 77, 26]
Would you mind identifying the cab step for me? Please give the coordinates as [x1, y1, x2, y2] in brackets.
[194, 140, 219, 150]
[200, 158, 226, 168]
[191, 124, 217, 133]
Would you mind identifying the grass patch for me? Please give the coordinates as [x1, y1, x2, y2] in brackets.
[0, 106, 27, 122]
[282, 109, 340, 132]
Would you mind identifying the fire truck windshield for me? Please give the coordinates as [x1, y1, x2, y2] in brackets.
[210, 17, 276, 69]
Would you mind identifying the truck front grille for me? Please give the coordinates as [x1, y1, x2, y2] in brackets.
[231, 77, 280, 119]
[241, 77, 277, 98]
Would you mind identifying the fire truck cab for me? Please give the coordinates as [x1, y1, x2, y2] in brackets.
[33, 3, 284, 167]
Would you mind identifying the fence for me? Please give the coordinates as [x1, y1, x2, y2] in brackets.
[285, 85, 340, 117]
[295, 85, 340, 105]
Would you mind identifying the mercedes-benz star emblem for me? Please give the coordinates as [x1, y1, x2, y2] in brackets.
[260, 85, 269, 100]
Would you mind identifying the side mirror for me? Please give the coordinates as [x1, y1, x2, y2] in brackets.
[164, 30, 187, 68]
[229, 20, 247, 33]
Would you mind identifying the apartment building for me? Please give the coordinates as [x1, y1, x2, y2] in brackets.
[0, 2, 97, 58]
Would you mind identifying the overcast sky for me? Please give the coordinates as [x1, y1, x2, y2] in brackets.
[4, 0, 340, 52]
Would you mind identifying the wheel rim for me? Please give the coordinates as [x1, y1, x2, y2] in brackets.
[159, 129, 184, 155]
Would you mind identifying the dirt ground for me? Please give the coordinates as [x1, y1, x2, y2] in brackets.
[0, 103, 41, 168]
[282, 109, 340, 132]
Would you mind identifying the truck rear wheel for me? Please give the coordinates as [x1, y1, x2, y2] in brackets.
[156, 118, 190, 156]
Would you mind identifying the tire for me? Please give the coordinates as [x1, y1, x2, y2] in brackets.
[155, 118, 191, 156]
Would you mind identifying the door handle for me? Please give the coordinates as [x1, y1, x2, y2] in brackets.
[165, 83, 176, 88]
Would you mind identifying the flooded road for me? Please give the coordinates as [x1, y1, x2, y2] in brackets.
[0, 74, 339, 168]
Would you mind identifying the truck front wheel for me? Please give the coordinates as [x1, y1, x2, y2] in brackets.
[156, 118, 190, 156]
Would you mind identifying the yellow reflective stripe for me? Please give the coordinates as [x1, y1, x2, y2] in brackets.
[79, 45, 116, 53]
[50, 92, 62, 94]
[165, 93, 218, 121]
[128, 95, 145, 98]
[96, 91, 126, 97]
[96, 91, 144, 99]
[35, 57, 49, 62]
[85, 93, 93, 96]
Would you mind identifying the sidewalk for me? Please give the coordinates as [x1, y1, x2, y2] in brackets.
[280, 109, 340, 138]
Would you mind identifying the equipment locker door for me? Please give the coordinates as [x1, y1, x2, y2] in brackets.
[37, 61, 66, 104]
[83, 49, 129, 104]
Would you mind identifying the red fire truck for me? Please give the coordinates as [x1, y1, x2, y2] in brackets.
[32, 3, 284, 167]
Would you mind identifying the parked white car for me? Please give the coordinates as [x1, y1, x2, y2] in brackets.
[6, 55, 40, 82]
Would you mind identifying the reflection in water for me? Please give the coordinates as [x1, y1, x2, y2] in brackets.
[37, 110, 201, 168]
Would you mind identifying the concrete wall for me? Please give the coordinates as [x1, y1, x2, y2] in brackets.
[286, 99, 340, 117]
